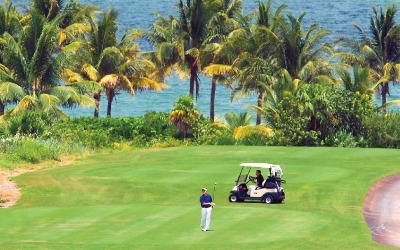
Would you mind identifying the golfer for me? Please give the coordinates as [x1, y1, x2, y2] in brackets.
[200, 187, 215, 231]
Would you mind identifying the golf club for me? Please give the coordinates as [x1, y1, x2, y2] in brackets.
[213, 182, 217, 203]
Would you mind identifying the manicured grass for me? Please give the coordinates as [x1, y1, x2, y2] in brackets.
[1, 146, 400, 249]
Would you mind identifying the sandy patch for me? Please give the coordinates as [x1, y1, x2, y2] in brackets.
[363, 174, 400, 248]
[0, 157, 75, 208]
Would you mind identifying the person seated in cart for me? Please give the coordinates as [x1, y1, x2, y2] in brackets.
[249, 170, 264, 188]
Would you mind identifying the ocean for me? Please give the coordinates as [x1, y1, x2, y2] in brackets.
[11, 0, 400, 119]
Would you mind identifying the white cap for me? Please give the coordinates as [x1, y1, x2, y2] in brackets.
[202, 188, 207, 191]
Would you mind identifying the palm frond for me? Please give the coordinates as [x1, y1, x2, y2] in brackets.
[82, 63, 100, 81]
[0, 82, 26, 103]
[10, 95, 38, 116]
[203, 64, 232, 75]
[67, 80, 103, 94]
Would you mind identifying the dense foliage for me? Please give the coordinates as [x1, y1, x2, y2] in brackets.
[272, 85, 375, 146]
[0, 0, 399, 165]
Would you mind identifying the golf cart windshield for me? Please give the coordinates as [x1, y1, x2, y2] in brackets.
[237, 174, 248, 183]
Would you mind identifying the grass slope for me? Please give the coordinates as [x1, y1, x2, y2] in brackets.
[1, 146, 399, 249]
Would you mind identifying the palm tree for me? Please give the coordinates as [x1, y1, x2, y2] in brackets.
[229, 0, 286, 125]
[65, 8, 168, 117]
[169, 95, 200, 138]
[337, 66, 374, 95]
[0, 1, 23, 36]
[335, 4, 400, 110]
[32, 0, 62, 21]
[277, 12, 335, 84]
[0, 1, 25, 115]
[0, 6, 96, 119]
[223, 111, 252, 131]
[146, 0, 223, 100]
[201, 0, 242, 121]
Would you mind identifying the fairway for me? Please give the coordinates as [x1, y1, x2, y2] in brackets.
[1, 146, 399, 249]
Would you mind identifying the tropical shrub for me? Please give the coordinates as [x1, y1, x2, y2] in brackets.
[362, 113, 400, 148]
[6, 111, 53, 137]
[188, 119, 225, 145]
[324, 130, 360, 147]
[169, 95, 200, 139]
[135, 112, 177, 138]
[45, 112, 176, 149]
[215, 132, 237, 145]
[273, 96, 321, 146]
[272, 85, 374, 146]
[45, 117, 114, 148]
[0, 136, 80, 163]
[234, 125, 274, 146]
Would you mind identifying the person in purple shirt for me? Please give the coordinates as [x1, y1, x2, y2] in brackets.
[200, 187, 215, 231]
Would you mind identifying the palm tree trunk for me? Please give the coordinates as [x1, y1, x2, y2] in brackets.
[106, 89, 114, 117]
[188, 56, 198, 98]
[256, 91, 263, 125]
[93, 92, 101, 118]
[310, 115, 317, 131]
[189, 74, 195, 97]
[0, 102, 4, 116]
[210, 77, 216, 121]
[381, 82, 388, 112]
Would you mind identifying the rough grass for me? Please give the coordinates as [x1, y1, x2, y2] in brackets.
[1, 146, 399, 250]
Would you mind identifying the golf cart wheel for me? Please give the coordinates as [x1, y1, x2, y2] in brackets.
[229, 194, 238, 202]
[264, 195, 274, 204]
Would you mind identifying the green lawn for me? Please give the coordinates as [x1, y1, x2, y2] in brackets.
[1, 146, 399, 249]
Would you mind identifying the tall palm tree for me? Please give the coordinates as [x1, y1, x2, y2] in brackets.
[335, 4, 400, 110]
[202, 0, 242, 121]
[99, 30, 168, 117]
[32, 0, 63, 21]
[0, 1, 23, 36]
[0, 1, 25, 115]
[0, 6, 95, 119]
[177, 0, 219, 98]
[146, 0, 222, 100]
[65, 8, 167, 117]
[277, 12, 335, 84]
[229, 0, 286, 125]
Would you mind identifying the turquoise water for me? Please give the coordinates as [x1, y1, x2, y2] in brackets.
[11, 0, 400, 118]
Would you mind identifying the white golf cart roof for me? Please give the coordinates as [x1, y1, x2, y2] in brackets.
[239, 163, 283, 176]
[240, 163, 280, 169]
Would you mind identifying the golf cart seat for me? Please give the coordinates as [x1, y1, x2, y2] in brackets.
[264, 181, 276, 189]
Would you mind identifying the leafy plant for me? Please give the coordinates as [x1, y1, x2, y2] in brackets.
[362, 113, 400, 148]
[169, 95, 200, 138]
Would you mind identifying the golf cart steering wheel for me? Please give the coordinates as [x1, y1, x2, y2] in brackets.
[246, 174, 253, 184]
[247, 175, 255, 184]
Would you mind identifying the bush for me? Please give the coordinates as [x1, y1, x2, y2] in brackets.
[215, 133, 237, 145]
[324, 130, 359, 147]
[362, 113, 400, 148]
[0, 136, 80, 163]
[6, 111, 52, 137]
[238, 132, 269, 146]
[45, 113, 176, 149]
[271, 85, 373, 146]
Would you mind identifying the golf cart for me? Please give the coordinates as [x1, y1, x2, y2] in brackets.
[228, 163, 285, 204]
